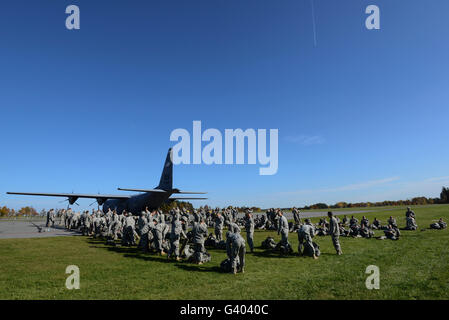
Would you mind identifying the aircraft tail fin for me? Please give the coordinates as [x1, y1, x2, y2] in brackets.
[157, 148, 173, 191]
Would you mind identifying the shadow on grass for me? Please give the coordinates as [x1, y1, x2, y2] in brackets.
[251, 249, 298, 259]
[175, 263, 221, 273]
[86, 237, 226, 269]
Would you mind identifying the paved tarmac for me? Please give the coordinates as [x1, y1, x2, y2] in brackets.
[0, 220, 79, 239]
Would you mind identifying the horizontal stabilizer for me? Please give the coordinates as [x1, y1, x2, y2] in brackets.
[174, 191, 207, 194]
[117, 188, 167, 193]
[171, 189, 207, 194]
[169, 197, 208, 200]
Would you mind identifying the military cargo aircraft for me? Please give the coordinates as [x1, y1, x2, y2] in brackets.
[7, 148, 206, 214]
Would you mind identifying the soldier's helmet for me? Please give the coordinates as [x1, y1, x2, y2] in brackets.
[305, 218, 311, 224]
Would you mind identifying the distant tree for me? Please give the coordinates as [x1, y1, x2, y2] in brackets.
[0, 206, 10, 217]
[440, 187, 449, 203]
[18, 206, 38, 216]
[159, 200, 194, 213]
[311, 203, 328, 209]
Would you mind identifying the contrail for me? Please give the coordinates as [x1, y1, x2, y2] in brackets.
[310, 0, 317, 47]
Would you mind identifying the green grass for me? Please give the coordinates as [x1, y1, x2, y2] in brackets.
[1, 205, 448, 300]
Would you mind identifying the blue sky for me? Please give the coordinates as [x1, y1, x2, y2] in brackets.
[1, 0, 448, 210]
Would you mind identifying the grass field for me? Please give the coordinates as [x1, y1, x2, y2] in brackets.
[1, 205, 448, 300]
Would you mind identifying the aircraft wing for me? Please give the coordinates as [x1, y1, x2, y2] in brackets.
[6, 192, 131, 205]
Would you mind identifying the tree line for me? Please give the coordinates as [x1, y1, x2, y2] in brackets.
[2, 187, 448, 216]
[298, 186, 449, 210]
[0, 206, 38, 217]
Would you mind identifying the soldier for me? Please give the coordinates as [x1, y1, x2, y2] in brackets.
[359, 225, 374, 238]
[227, 221, 241, 234]
[168, 215, 187, 260]
[136, 211, 148, 237]
[384, 224, 399, 240]
[342, 215, 348, 226]
[122, 212, 136, 246]
[46, 209, 55, 227]
[192, 218, 209, 264]
[152, 219, 166, 255]
[277, 210, 289, 247]
[226, 229, 246, 274]
[405, 214, 418, 230]
[405, 207, 415, 218]
[297, 218, 317, 259]
[430, 218, 447, 229]
[244, 210, 255, 253]
[388, 216, 398, 228]
[231, 208, 238, 223]
[193, 209, 201, 223]
[372, 217, 381, 230]
[109, 212, 122, 241]
[292, 207, 301, 225]
[361, 216, 369, 228]
[349, 215, 358, 227]
[328, 211, 342, 255]
[214, 212, 225, 241]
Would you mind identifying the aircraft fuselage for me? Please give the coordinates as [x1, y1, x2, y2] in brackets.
[102, 190, 174, 214]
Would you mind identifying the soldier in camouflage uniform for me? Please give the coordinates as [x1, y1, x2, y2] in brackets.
[46, 209, 55, 227]
[277, 211, 289, 246]
[388, 216, 398, 228]
[328, 211, 342, 255]
[297, 218, 318, 259]
[430, 218, 447, 229]
[152, 218, 166, 255]
[244, 210, 255, 252]
[292, 207, 301, 225]
[192, 218, 209, 264]
[168, 217, 187, 260]
[214, 212, 225, 241]
[226, 229, 246, 274]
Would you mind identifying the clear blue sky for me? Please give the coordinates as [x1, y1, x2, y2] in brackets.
[1, 0, 448, 210]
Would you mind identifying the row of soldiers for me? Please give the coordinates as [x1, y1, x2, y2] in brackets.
[48, 206, 252, 273]
[46, 205, 446, 273]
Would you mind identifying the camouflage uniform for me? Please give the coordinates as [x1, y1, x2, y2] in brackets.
[297, 222, 316, 256]
[226, 231, 246, 273]
[329, 216, 342, 254]
[244, 214, 255, 252]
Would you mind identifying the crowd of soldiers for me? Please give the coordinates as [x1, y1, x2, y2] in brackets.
[44, 205, 446, 274]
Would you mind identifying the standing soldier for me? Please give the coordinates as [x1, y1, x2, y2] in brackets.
[168, 216, 187, 261]
[328, 211, 342, 255]
[192, 218, 209, 264]
[122, 212, 136, 246]
[214, 212, 225, 241]
[244, 209, 255, 253]
[46, 209, 55, 227]
[152, 219, 166, 256]
[277, 211, 289, 247]
[292, 207, 301, 225]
